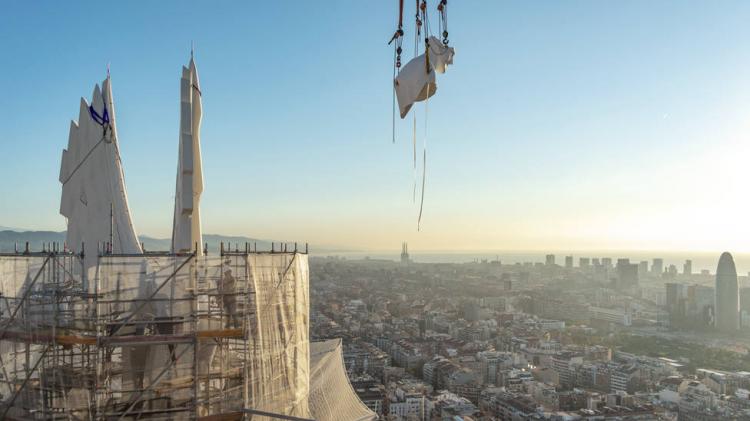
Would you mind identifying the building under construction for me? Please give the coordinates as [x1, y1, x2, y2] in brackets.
[0, 244, 373, 420]
[0, 54, 375, 420]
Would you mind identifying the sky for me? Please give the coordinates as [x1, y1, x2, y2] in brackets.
[2, 1, 750, 253]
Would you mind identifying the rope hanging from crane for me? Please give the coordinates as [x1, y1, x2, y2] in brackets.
[389, 0, 455, 231]
[389, 0, 405, 144]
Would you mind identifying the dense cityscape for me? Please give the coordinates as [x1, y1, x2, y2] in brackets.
[3, 3, 750, 421]
[311, 245, 750, 420]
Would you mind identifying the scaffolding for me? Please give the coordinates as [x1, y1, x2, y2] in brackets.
[0, 242, 311, 420]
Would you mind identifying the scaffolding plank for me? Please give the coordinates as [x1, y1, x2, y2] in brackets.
[197, 413, 243, 421]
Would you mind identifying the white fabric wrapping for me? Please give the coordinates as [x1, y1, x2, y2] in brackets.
[394, 36, 455, 118]
[428, 36, 455, 74]
[59, 78, 142, 269]
[172, 58, 204, 255]
[0, 257, 47, 403]
[0, 253, 378, 420]
[246, 253, 311, 419]
[395, 55, 436, 119]
[309, 339, 378, 421]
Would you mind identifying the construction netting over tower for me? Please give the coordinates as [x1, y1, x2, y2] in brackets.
[41, 50, 376, 421]
[0, 248, 316, 420]
[0, 247, 375, 420]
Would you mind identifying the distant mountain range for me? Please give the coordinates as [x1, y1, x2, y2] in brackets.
[0, 230, 316, 254]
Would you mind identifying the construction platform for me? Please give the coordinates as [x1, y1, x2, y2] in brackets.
[0, 243, 311, 420]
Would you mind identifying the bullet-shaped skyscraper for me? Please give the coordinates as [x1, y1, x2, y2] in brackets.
[715, 252, 739, 332]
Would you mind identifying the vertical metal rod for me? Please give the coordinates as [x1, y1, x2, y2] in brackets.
[110, 202, 114, 252]
[0, 346, 51, 420]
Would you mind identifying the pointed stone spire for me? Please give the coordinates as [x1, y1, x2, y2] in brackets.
[171, 53, 204, 255]
[60, 73, 142, 270]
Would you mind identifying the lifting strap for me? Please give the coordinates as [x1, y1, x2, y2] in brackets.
[417, 81, 429, 231]
[88, 103, 109, 126]
[62, 101, 111, 186]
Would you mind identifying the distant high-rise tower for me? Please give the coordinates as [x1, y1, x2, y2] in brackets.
[683, 260, 692, 276]
[665, 282, 686, 326]
[715, 252, 739, 332]
[579, 257, 590, 268]
[400, 242, 410, 264]
[639, 261, 648, 276]
[545, 254, 555, 266]
[565, 256, 573, 269]
[616, 258, 639, 289]
[652, 258, 664, 276]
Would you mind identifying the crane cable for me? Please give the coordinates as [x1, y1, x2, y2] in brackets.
[390, 0, 448, 231]
[413, 0, 421, 203]
[417, 0, 430, 231]
[389, 0, 405, 144]
[438, 0, 449, 45]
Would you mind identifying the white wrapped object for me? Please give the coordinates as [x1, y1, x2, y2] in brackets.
[428, 36, 455, 74]
[395, 36, 455, 118]
[59, 77, 142, 269]
[172, 57, 204, 255]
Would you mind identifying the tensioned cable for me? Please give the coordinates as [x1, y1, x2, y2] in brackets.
[418, 80, 428, 231]
[393, 49, 397, 144]
[412, 2, 421, 203]
[61, 98, 112, 186]
[60, 137, 106, 186]
[417, 0, 431, 230]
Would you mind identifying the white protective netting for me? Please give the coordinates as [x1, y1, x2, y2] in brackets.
[309, 339, 378, 421]
[96, 255, 198, 416]
[0, 253, 91, 418]
[0, 256, 48, 413]
[0, 252, 375, 420]
[245, 252, 311, 419]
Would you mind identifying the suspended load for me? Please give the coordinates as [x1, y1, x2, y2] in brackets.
[395, 35, 454, 118]
[389, 0, 455, 230]
[171, 55, 204, 255]
[59, 75, 142, 270]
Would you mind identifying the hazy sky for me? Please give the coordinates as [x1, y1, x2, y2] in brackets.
[2, 1, 750, 252]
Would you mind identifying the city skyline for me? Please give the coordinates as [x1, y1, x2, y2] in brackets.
[3, 2, 750, 252]
[4, 2, 750, 420]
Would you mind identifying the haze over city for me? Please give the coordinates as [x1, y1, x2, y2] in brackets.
[3, 1, 750, 253]
[6, 2, 750, 421]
